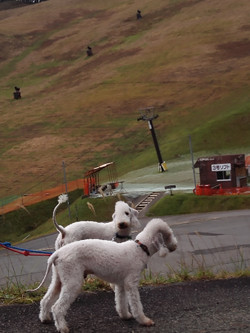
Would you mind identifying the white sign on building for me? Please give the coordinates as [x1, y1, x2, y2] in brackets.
[211, 163, 231, 172]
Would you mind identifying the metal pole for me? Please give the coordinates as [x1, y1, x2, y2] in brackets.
[137, 107, 166, 172]
[148, 120, 165, 172]
[62, 161, 71, 220]
[188, 135, 196, 189]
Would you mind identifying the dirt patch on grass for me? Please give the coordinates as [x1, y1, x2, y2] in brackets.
[39, 46, 141, 90]
[5, 135, 61, 155]
[215, 39, 250, 59]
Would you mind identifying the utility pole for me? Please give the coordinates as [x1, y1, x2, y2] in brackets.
[188, 135, 196, 189]
[137, 107, 167, 172]
[62, 161, 71, 220]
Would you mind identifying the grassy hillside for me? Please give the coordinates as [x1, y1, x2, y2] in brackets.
[0, 193, 120, 243]
[0, 0, 249, 198]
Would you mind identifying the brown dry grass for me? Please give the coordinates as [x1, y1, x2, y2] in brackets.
[0, 0, 250, 198]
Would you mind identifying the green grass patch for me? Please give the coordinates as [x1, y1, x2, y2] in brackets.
[147, 193, 250, 216]
[0, 189, 82, 244]
[1, 267, 249, 306]
[0, 282, 47, 305]
[141, 266, 250, 286]
[122, 32, 145, 45]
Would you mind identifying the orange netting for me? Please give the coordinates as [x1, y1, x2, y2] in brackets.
[0, 179, 84, 215]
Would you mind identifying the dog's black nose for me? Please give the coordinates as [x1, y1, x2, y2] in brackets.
[118, 222, 127, 229]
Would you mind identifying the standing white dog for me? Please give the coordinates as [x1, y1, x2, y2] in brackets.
[30, 218, 177, 333]
[53, 195, 140, 249]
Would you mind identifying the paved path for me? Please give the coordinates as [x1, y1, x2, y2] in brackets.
[1, 209, 249, 287]
[0, 277, 249, 332]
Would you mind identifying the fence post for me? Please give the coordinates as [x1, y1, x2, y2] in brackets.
[188, 135, 196, 189]
[62, 161, 71, 221]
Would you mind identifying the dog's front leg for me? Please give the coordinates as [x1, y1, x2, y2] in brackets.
[114, 285, 132, 319]
[127, 286, 155, 326]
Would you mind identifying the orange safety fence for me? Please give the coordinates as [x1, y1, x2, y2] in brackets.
[194, 184, 250, 196]
[0, 179, 84, 215]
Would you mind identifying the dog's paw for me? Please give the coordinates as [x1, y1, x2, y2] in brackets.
[120, 312, 132, 320]
[40, 318, 53, 324]
[141, 317, 155, 326]
[39, 312, 52, 324]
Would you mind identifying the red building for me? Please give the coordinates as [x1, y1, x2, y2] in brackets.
[194, 154, 249, 195]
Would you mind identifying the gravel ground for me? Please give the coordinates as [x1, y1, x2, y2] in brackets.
[0, 277, 249, 333]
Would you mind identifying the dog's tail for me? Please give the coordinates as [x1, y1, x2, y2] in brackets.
[52, 194, 68, 237]
[26, 253, 57, 292]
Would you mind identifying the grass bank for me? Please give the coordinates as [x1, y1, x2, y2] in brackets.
[0, 193, 122, 244]
[147, 193, 250, 216]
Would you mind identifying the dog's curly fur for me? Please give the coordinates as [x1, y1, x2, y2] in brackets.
[32, 218, 177, 333]
[53, 198, 140, 250]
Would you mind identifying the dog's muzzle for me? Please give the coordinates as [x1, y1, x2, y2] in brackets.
[118, 222, 128, 229]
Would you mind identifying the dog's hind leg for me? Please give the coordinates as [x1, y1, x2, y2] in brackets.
[39, 266, 61, 323]
[114, 284, 132, 320]
[51, 267, 83, 333]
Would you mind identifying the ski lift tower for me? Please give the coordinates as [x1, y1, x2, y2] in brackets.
[137, 107, 167, 172]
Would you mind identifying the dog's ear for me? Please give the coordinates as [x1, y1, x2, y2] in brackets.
[161, 226, 177, 252]
[112, 213, 116, 220]
[131, 207, 139, 217]
[130, 208, 141, 228]
[127, 201, 135, 209]
[152, 233, 168, 257]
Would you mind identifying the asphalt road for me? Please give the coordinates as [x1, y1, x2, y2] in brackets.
[1, 209, 250, 287]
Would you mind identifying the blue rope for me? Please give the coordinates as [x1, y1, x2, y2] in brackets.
[0, 241, 53, 255]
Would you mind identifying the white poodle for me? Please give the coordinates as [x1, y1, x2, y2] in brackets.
[53, 195, 140, 249]
[30, 218, 177, 333]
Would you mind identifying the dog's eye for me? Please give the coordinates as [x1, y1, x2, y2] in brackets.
[125, 211, 129, 216]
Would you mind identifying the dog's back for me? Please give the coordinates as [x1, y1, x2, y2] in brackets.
[55, 221, 115, 249]
[55, 239, 142, 284]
